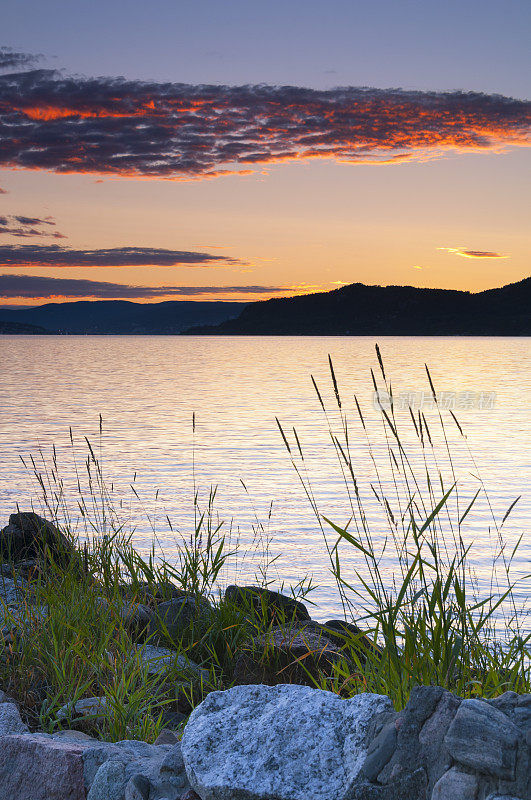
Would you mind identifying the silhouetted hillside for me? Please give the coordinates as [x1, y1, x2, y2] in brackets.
[0, 320, 53, 334]
[188, 279, 531, 336]
[0, 300, 246, 334]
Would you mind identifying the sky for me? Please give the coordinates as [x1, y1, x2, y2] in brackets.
[0, 0, 530, 305]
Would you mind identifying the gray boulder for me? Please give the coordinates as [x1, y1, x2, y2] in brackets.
[368, 684, 444, 786]
[87, 759, 128, 800]
[418, 689, 461, 793]
[121, 600, 153, 632]
[136, 644, 207, 681]
[444, 698, 521, 780]
[148, 596, 212, 644]
[0, 574, 26, 606]
[0, 512, 73, 564]
[320, 620, 382, 660]
[125, 773, 151, 800]
[225, 585, 310, 623]
[181, 684, 391, 800]
[0, 730, 190, 800]
[57, 696, 109, 723]
[0, 734, 86, 799]
[431, 766, 478, 800]
[0, 702, 29, 734]
[232, 621, 348, 686]
[485, 796, 527, 800]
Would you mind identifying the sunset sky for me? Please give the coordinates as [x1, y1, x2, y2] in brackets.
[1, 0, 530, 305]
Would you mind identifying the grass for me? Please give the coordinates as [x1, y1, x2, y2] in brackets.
[276, 347, 530, 703]
[0, 347, 528, 740]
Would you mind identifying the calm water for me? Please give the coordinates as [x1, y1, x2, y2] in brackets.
[0, 335, 529, 621]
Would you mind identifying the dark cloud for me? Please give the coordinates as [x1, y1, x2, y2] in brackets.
[0, 214, 66, 239]
[0, 56, 529, 179]
[0, 273, 281, 298]
[0, 47, 41, 72]
[13, 215, 55, 226]
[457, 250, 506, 258]
[0, 244, 241, 266]
[438, 247, 508, 259]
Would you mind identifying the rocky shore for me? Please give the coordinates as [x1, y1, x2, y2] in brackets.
[0, 512, 529, 799]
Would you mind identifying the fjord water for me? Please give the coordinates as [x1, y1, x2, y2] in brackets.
[0, 335, 529, 618]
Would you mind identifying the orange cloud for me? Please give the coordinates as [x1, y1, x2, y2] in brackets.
[0, 60, 529, 179]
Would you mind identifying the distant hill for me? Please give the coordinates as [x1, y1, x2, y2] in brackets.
[187, 278, 531, 336]
[0, 320, 53, 334]
[0, 300, 246, 334]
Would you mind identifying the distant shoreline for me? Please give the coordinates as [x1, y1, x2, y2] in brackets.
[1, 278, 529, 336]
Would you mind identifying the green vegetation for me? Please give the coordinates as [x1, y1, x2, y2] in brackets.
[1, 348, 528, 741]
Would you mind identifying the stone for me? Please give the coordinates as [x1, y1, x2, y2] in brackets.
[53, 729, 96, 742]
[148, 597, 212, 644]
[513, 706, 531, 730]
[225, 584, 310, 623]
[321, 619, 382, 659]
[444, 698, 521, 780]
[161, 710, 187, 730]
[418, 689, 461, 793]
[0, 701, 28, 734]
[95, 596, 111, 613]
[349, 769, 427, 799]
[0, 601, 48, 632]
[179, 792, 201, 800]
[431, 767, 478, 800]
[485, 796, 526, 800]
[0, 512, 73, 564]
[121, 600, 152, 631]
[488, 692, 520, 716]
[125, 773, 151, 800]
[376, 685, 444, 785]
[87, 759, 128, 800]
[82, 743, 125, 790]
[0, 734, 86, 799]
[9, 558, 41, 580]
[0, 574, 25, 606]
[57, 695, 108, 722]
[155, 728, 180, 746]
[361, 722, 397, 781]
[181, 684, 391, 800]
[160, 742, 185, 774]
[232, 621, 348, 686]
[136, 644, 207, 680]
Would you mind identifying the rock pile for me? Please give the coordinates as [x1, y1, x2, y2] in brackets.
[0, 696, 192, 799]
[0, 683, 529, 799]
[0, 513, 529, 799]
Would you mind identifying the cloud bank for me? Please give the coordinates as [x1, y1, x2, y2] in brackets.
[0, 244, 241, 267]
[0, 51, 529, 179]
[0, 273, 282, 299]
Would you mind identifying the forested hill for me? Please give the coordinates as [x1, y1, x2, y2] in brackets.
[187, 278, 531, 336]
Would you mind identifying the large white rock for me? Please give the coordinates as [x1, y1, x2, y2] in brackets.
[181, 684, 391, 800]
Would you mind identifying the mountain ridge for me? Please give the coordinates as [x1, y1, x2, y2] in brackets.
[0, 299, 246, 334]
